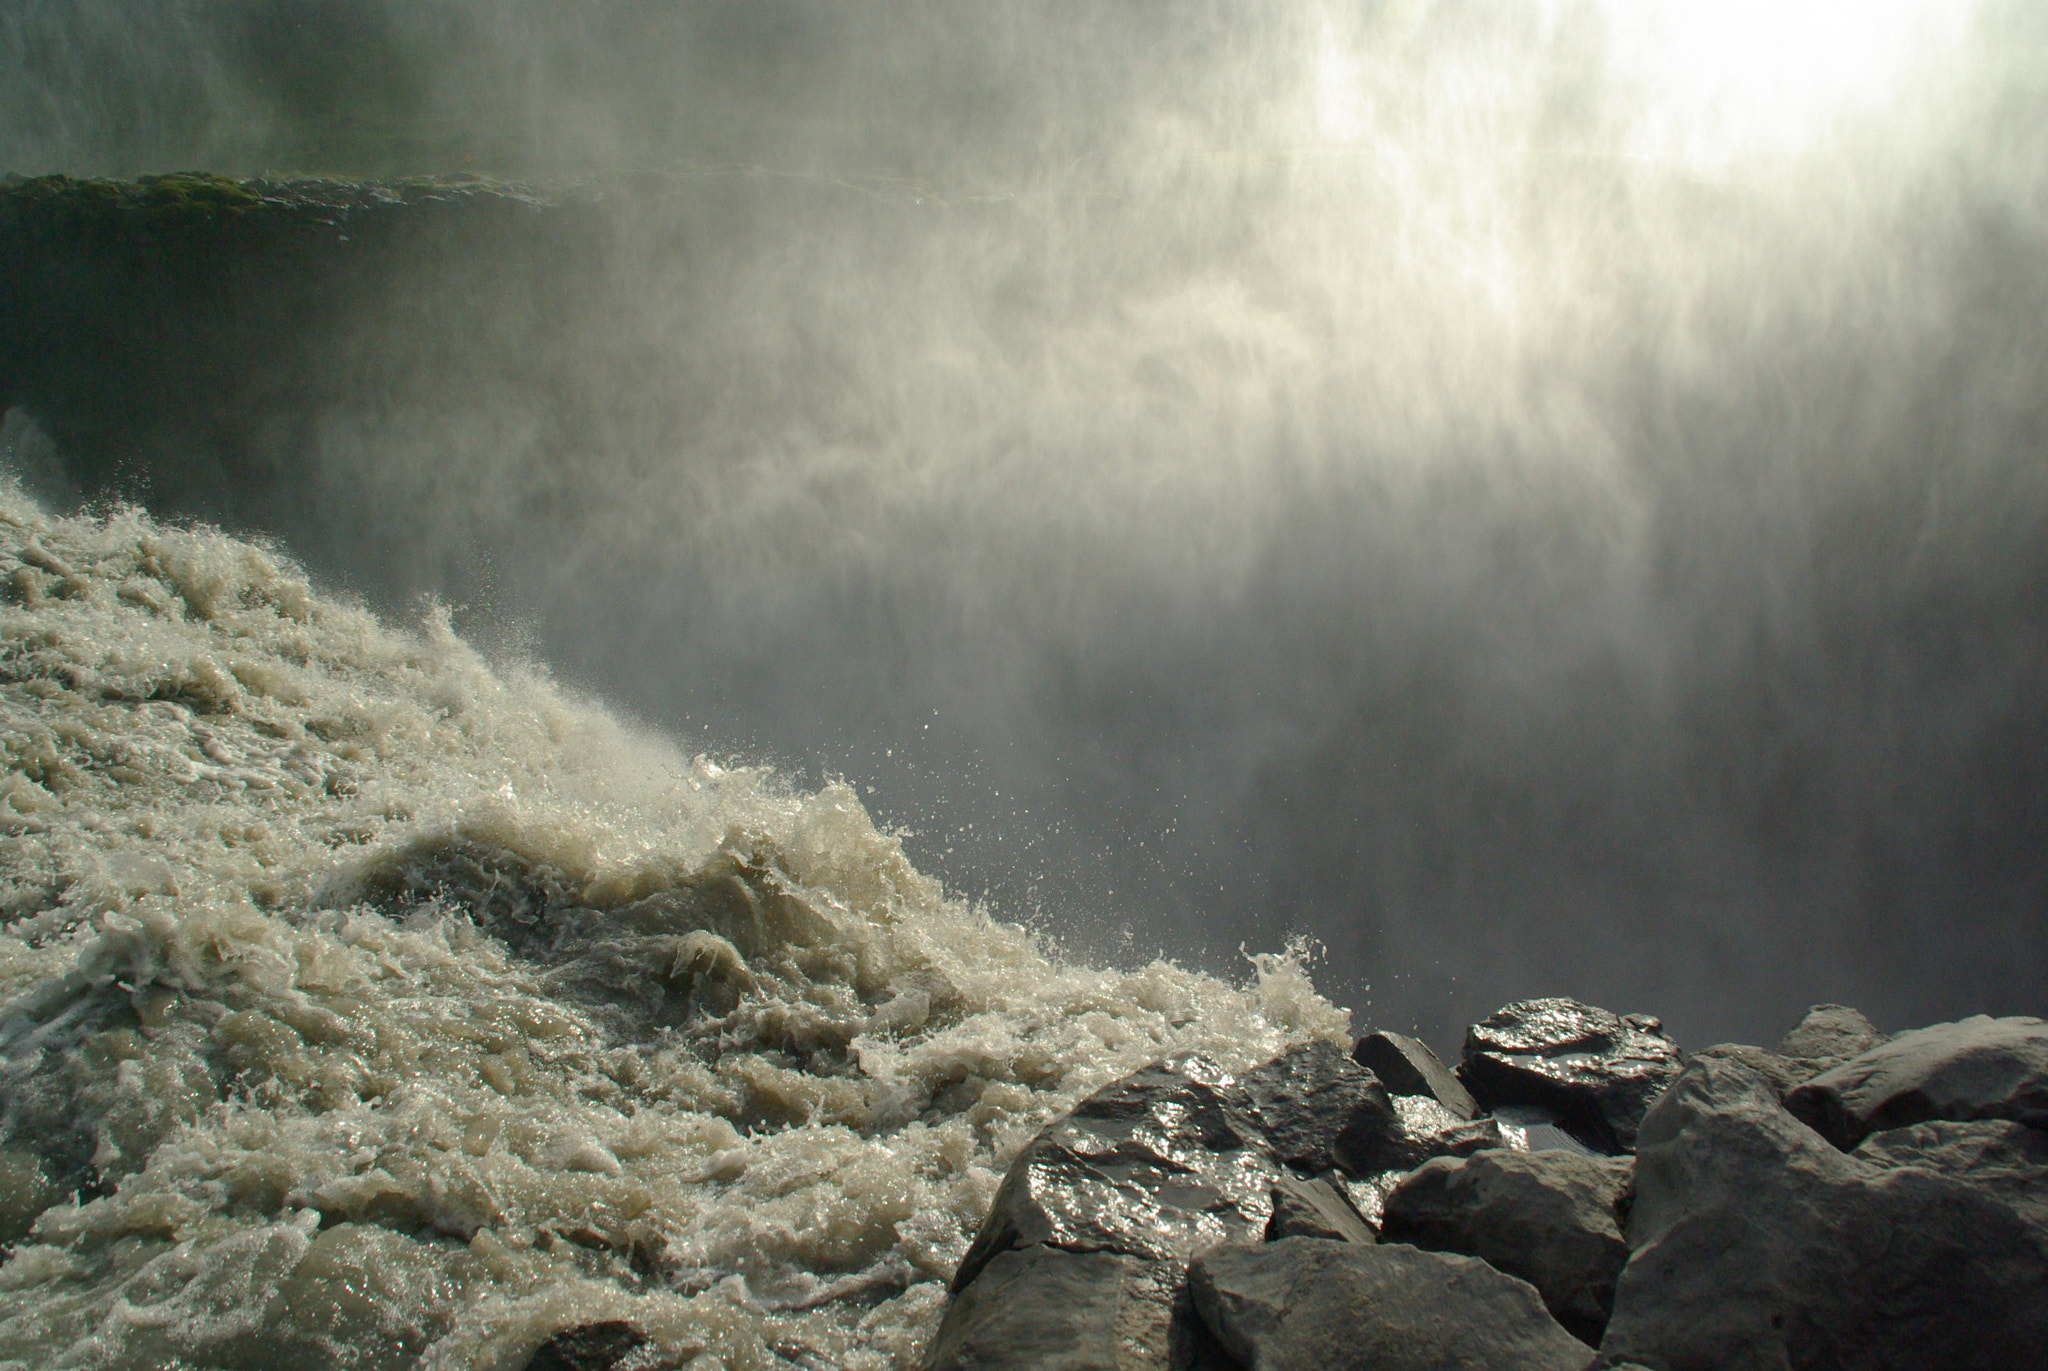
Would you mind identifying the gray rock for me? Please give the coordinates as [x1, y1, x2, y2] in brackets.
[1855, 1118, 2048, 1231]
[1688, 1043, 1811, 1098]
[1352, 1031, 1477, 1119]
[1237, 1039, 1396, 1175]
[1602, 1055, 2048, 1370]
[1265, 1173, 1375, 1245]
[1459, 999, 1682, 1152]
[1187, 1237, 1593, 1371]
[1380, 1147, 1632, 1344]
[925, 1246, 1234, 1371]
[1776, 1003, 1888, 1069]
[951, 1057, 1280, 1293]
[1784, 1014, 2048, 1149]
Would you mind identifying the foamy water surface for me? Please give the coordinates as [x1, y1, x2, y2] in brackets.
[0, 490, 1345, 1370]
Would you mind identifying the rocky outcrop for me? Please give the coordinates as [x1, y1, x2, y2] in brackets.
[929, 1000, 2048, 1371]
[1784, 1013, 2048, 1148]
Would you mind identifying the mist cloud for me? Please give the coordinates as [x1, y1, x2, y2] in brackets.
[4, 0, 2045, 1050]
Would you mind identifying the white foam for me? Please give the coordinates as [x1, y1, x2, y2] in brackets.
[0, 487, 1346, 1368]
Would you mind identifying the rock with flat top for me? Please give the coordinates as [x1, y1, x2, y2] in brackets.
[1459, 999, 1683, 1152]
[1188, 1237, 1593, 1371]
[1784, 1014, 2048, 1149]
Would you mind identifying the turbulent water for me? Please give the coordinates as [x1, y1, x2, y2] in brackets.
[0, 488, 1345, 1370]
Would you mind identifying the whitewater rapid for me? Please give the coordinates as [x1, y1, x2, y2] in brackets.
[0, 488, 1346, 1370]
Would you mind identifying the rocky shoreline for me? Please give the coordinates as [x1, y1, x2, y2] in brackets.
[913, 998, 2048, 1371]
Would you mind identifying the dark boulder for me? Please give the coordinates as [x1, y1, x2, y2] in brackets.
[1380, 1147, 1632, 1343]
[1187, 1237, 1593, 1371]
[1776, 1003, 1888, 1070]
[926, 1246, 1236, 1371]
[522, 1322, 648, 1371]
[1236, 1039, 1396, 1175]
[950, 1056, 1280, 1293]
[1352, 1031, 1477, 1119]
[1601, 1055, 2048, 1370]
[1458, 998, 1682, 1152]
[1265, 1173, 1375, 1245]
[1784, 1014, 2048, 1149]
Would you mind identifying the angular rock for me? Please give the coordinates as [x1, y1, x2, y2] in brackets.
[1855, 1118, 2048, 1231]
[1380, 1147, 1632, 1344]
[1784, 1013, 2048, 1149]
[1188, 1237, 1593, 1371]
[1686, 1043, 1810, 1098]
[1236, 1039, 1397, 1175]
[523, 1322, 649, 1371]
[1265, 1173, 1375, 1245]
[926, 1246, 1235, 1371]
[1334, 1100, 1513, 1227]
[951, 1057, 1280, 1293]
[1459, 998, 1683, 1152]
[1352, 1031, 1477, 1119]
[1602, 1055, 2048, 1370]
[1776, 1003, 1888, 1069]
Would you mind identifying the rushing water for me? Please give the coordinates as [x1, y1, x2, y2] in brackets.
[0, 487, 1345, 1370]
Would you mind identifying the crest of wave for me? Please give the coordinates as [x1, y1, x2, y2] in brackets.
[0, 485, 1347, 1371]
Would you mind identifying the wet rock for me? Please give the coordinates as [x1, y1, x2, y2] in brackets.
[1380, 1148, 1632, 1344]
[950, 1057, 1280, 1293]
[1601, 1055, 2048, 1370]
[1855, 1118, 2048, 1230]
[1351, 1031, 1477, 1119]
[1265, 1173, 1375, 1245]
[1188, 1237, 1593, 1371]
[1236, 1039, 1396, 1175]
[1784, 1013, 2048, 1149]
[926, 1246, 1235, 1371]
[1458, 998, 1683, 1152]
[1335, 1099, 1512, 1227]
[523, 1321, 649, 1371]
[1488, 1103, 1605, 1156]
[1776, 1003, 1888, 1070]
